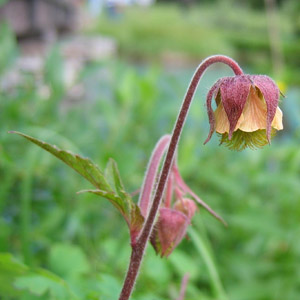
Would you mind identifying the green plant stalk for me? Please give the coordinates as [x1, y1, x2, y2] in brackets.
[20, 151, 37, 265]
[188, 227, 228, 300]
[20, 171, 32, 265]
[0, 167, 14, 215]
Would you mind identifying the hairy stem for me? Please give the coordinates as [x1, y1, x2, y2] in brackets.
[119, 55, 243, 300]
[176, 273, 190, 300]
[138, 135, 171, 217]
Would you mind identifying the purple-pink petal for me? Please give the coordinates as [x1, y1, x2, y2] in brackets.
[250, 75, 279, 143]
[204, 80, 220, 144]
[219, 75, 251, 139]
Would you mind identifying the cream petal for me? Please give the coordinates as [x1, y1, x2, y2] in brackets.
[215, 102, 244, 134]
[215, 102, 230, 134]
[271, 107, 283, 130]
[238, 86, 268, 132]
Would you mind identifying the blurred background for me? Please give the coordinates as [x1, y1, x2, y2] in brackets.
[1, 0, 300, 299]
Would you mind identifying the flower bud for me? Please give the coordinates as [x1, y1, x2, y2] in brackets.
[151, 208, 189, 257]
[174, 198, 197, 218]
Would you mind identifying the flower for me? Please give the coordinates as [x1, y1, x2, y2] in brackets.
[204, 75, 283, 151]
[150, 164, 225, 257]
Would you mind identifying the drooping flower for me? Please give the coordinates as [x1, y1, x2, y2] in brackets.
[204, 75, 283, 151]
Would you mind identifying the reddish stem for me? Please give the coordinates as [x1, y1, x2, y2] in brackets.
[138, 135, 171, 217]
[119, 55, 243, 300]
[176, 273, 190, 300]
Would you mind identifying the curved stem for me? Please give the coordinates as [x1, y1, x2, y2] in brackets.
[119, 55, 243, 300]
[138, 135, 171, 217]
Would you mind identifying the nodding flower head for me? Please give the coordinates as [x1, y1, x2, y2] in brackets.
[205, 75, 283, 151]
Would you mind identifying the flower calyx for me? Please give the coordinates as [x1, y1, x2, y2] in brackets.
[150, 163, 224, 257]
[205, 74, 283, 151]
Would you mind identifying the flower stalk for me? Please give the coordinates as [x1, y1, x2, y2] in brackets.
[119, 55, 244, 300]
[176, 273, 190, 300]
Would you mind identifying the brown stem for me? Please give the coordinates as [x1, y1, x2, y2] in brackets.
[118, 55, 243, 300]
[176, 273, 190, 300]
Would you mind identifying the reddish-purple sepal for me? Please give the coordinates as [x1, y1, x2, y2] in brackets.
[250, 75, 279, 142]
[174, 198, 197, 218]
[219, 75, 251, 139]
[151, 208, 190, 257]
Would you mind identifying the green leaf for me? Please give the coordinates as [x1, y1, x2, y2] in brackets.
[105, 158, 127, 199]
[49, 244, 90, 278]
[79, 189, 144, 242]
[0, 253, 28, 297]
[0, 253, 76, 300]
[10, 131, 111, 191]
[10, 131, 144, 240]
[83, 159, 144, 241]
[15, 269, 72, 300]
[79, 189, 129, 220]
[10, 131, 112, 192]
[105, 159, 144, 240]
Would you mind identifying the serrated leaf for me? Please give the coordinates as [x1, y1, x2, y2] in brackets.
[105, 159, 144, 241]
[9, 131, 112, 192]
[78, 189, 127, 218]
[105, 158, 127, 198]
[79, 189, 144, 243]
[10, 131, 144, 242]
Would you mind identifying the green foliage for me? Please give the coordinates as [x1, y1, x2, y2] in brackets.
[49, 244, 90, 278]
[0, 253, 74, 300]
[1, 29, 300, 299]
[44, 47, 65, 99]
[0, 23, 17, 75]
[10, 131, 112, 191]
[0, 254, 28, 297]
[0, 0, 9, 6]
[15, 270, 70, 300]
[93, 5, 234, 60]
[10, 131, 144, 242]
[92, 3, 300, 84]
